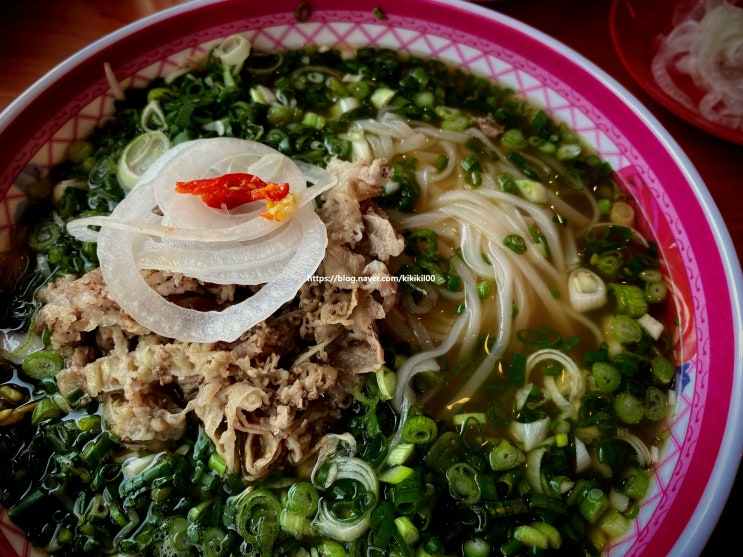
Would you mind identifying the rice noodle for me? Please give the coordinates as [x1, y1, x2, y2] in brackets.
[392, 312, 469, 413]
[376, 119, 606, 410]
[448, 254, 485, 362]
[444, 248, 514, 409]
[525, 348, 586, 420]
[616, 428, 656, 467]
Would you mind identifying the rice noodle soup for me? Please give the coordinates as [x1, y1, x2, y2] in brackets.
[0, 38, 679, 557]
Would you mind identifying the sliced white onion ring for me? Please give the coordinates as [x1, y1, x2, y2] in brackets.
[68, 138, 337, 243]
[134, 240, 297, 286]
[98, 204, 326, 342]
[134, 220, 302, 280]
[525, 348, 585, 419]
[651, 0, 743, 129]
[68, 137, 335, 342]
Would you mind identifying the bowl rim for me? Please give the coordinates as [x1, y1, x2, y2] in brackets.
[1, 1, 742, 556]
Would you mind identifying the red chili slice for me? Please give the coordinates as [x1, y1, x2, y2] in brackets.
[175, 173, 290, 210]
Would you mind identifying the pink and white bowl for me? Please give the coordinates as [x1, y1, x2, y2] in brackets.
[1, 1, 741, 555]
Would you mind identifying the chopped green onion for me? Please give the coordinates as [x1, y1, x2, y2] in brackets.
[599, 508, 630, 538]
[267, 105, 292, 125]
[369, 500, 395, 548]
[613, 392, 644, 424]
[414, 91, 435, 107]
[224, 488, 281, 555]
[286, 482, 319, 517]
[435, 154, 449, 172]
[314, 539, 347, 557]
[389, 468, 422, 515]
[424, 431, 463, 473]
[555, 143, 581, 161]
[141, 100, 167, 131]
[597, 198, 612, 214]
[610, 283, 648, 317]
[208, 452, 227, 475]
[504, 234, 527, 254]
[80, 432, 117, 466]
[644, 386, 668, 421]
[513, 524, 549, 549]
[461, 154, 483, 186]
[22, 350, 64, 380]
[406, 228, 438, 258]
[27, 219, 62, 252]
[609, 314, 642, 344]
[593, 250, 624, 278]
[401, 415, 438, 444]
[394, 515, 419, 545]
[447, 273, 463, 292]
[639, 268, 662, 282]
[347, 81, 369, 99]
[463, 537, 491, 557]
[66, 140, 94, 163]
[515, 178, 548, 204]
[477, 280, 492, 299]
[441, 113, 471, 131]
[609, 201, 635, 227]
[579, 488, 609, 524]
[555, 432, 569, 447]
[530, 226, 551, 257]
[446, 462, 481, 504]
[530, 110, 549, 133]
[651, 355, 675, 384]
[279, 509, 311, 538]
[528, 136, 556, 154]
[530, 521, 562, 549]
[622, 468, 650, 500]
[501, 128, 528, 149]
[117, 131, 171, 191]
[644, 280, 667, 303]
[301, 111, 325, 129]
[31, 397, 63, 425]
[386, 443, 415, 466]
[488, 439, 525, 471]
[592, 361, 621, 393]
[76, 414, 101, 431]
[379, 465, 414, 485]
[452, 412, 487, 427]
[375, 366, 397, 401]
[370, 87, 396, 108]
[497, 172, 518, 193]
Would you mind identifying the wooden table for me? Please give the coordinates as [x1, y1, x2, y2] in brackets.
[0, 1, 740, 555]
